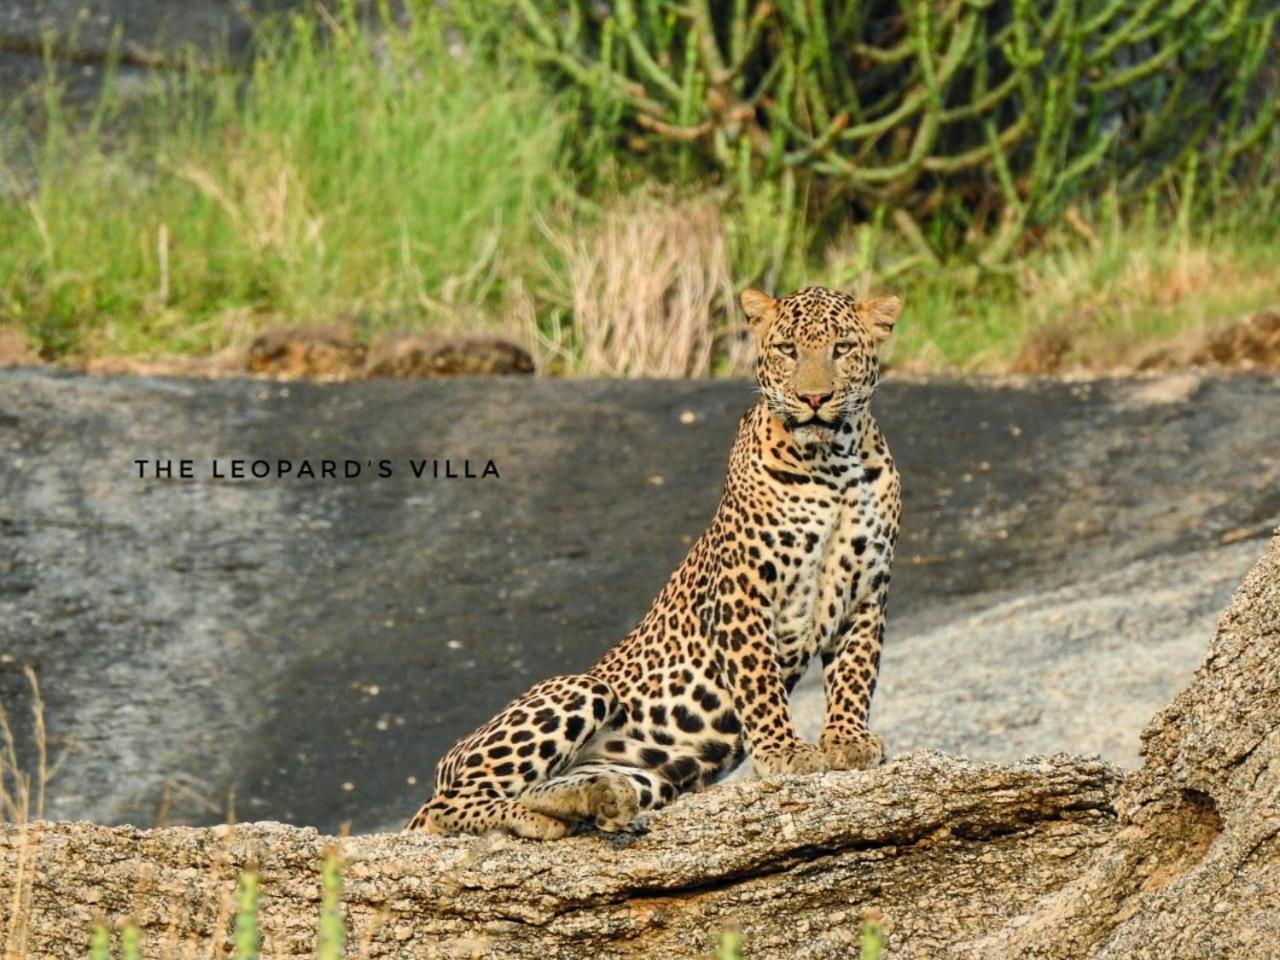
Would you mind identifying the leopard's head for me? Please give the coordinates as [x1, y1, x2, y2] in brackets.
[742, 285, 901, 440]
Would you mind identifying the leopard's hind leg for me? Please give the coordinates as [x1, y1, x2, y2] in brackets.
[405, 674, 618, 837]
[518, 760, 671, 832]
[410, 789, 572, 839]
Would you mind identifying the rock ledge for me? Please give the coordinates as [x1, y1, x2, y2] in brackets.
[3, 531, 1278, 959]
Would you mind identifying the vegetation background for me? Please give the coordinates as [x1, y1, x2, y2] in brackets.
[1, 5, 1277, 955]
[0, 0, 1277, 375]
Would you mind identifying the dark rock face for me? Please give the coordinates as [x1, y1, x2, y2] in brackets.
[1, 1, 287, 117]
[1, 369, 1278, 833]
[0, 1, 304, 70]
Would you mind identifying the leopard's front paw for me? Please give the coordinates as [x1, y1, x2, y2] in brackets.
[820, 732, 885, 770]
[752, 740, 829, 776]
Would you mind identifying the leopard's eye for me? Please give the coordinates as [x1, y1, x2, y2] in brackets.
[832, 341, 854, 358]
[775, 342, 798, 360]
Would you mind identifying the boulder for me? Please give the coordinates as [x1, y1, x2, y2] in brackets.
[2, 371, 1278, 833]
[3, 531, 1278, 959]
[362, 333, 535, 378]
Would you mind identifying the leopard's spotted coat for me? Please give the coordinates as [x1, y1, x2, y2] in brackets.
[407, 286, 903, 838]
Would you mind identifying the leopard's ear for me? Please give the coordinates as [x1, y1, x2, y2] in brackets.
[860, 295, 902, 342]
[740, 289, 778, 340]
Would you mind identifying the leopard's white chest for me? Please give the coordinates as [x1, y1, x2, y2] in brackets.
[770, 497, 844, 672]
[772, 479, 891, 675]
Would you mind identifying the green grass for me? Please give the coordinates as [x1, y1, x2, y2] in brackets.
[0, 4, 569, 359]
[0, 5, 1276, 375]
[233, 872, 260, 960]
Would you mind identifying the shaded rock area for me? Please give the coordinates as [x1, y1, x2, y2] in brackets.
[2, 533, 1277, 959]
[0, 370, 1278, 836]
[2, 1, 268, 66]
[1, 1, 303, 112]
[1136, 310, 1280, 372]
[245, 326, 536, 380]
[1010, 311, 1280, 375]
[3, 325, 536, 380]
[1, 1, 243, 152]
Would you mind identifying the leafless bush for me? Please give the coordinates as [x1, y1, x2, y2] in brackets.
[534, 199, 749, 377]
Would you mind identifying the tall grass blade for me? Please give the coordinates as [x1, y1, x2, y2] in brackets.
[316, 850, 345, 960]
[234, 872, 261, 960]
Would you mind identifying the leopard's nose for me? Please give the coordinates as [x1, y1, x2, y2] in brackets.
[800, 392, 832, 410]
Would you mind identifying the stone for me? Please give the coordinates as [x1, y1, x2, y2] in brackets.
[1, 371, 1277, 833]
[2, 532, 1278, 957]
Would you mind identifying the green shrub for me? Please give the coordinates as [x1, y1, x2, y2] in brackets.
[2, 1, 1276, 372]
[467, 0, 1280, 263]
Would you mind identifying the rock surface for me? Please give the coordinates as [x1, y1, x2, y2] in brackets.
[959, 526, 1280, 958]
[243, 327, 536, 379]
[1, 370, 1278, 833]
[2, 531, 1277, 959]
[1137, 310, 1280, 372]
[0, 754, 1127, 960]
[1, 0, 276, 125]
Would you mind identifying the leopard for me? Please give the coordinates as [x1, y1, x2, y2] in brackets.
[406, 285, 903, 838]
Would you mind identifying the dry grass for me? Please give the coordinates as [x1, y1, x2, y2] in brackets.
[1, 666, 49, 960]
[0, 668, 351, 960]
[531, 198, 751, 377]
